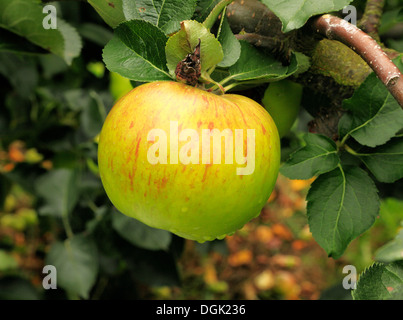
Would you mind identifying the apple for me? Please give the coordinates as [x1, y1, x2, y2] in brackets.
[261, 80, 303, 138]
[109, 71, 133, 101]
[98, 81, 280, 242]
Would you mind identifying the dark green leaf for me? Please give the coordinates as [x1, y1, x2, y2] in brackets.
[352, 261, 403, 300]
[0, 28, 47, 55]
[103, 20, 172, 81]
[45, 234, 99, 299]
[261, 0, 353, 32]
[358, 137, 403, 183]
[217, 13, 241, 68]
[88, 0, 125, 28]
[80, 91, 107, 139]
[0, 0, 82, 64]
[0, 53, 38, 98]
[227, 41, 288, 81]
[307, 166, 379, 259]
[78, 23, 113, 47]
[35, 169, 79, 217]
[280, 133, 340, 180]
[122, 0, 197, 35]
[195, 0, 220, 22]
[112, 210, 172, 251]
[339, 59, 403, 148]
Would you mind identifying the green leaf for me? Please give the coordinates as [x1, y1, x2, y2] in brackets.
[307, 166, 379, 259]
[103, 19, 172, 81]
[78, 23, 113, 47]
[165, 20, 224, 76]
[88, 0, 125, 28]
[352, 261, 403, 300]
[280, 133, 340, 180]
[375, 229, 403, 263]
[35, 169, 79, 217]
[112, 210, 172, 251]
[217, 12, 241, 68]
[226, 41, 288, 82]
[0, 53, 38, 98]
[0, 28, 46, 55]
[195, 0, 220, 22]
[339, 59, 403, 148]
[0, 0, 82, 65]
[261, 0, 353, 33]
[45, 234, 99, 299]
[122, 0, 197, 35]
[80, 91, 107, 139]
[358, 137, 403, 183]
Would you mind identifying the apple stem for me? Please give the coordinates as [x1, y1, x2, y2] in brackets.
[203, 0, 235, 30]
[200, 72, 225, 94]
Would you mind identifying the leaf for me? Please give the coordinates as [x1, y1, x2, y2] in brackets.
[80, 91, 107, 139]
[88, 0, 125, 28]
[103, 19, 172, 81]
[217, 12, 241, 68]
[122, 0, 197, 35]
[227, 41, 288, 81]
[339, 59, 403, 148]
[0, 28, 46, 55]
[0, 53, 38, 98]
[358, 137, 403, 183]
[375, 229, 403, 263]
[78, 23, 114, 47]
[112, 210, 172, 251]
[0, 0, 82, 65]
[260, 0, 353, 33]
[307, 166, 379, 259]
[352, 261, 403, 300]
[45, 234, 99, 299]
[280, 133, 340, 180]
[195, 0, 221, 22]
[34, 169, 79, 217]
[165, 20, 224, 76]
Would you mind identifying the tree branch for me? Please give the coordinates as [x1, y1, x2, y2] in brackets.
[359, 0, 385, 41]
[313, 14, 403, 108]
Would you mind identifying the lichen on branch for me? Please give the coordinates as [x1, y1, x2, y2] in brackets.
[313, 14, 403, 108]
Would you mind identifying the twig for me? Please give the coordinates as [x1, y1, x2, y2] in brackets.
[359, 0, 385, 40]
[313, 14, 403, 108]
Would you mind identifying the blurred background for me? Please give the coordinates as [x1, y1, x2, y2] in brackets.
[1, 0, 403, 300]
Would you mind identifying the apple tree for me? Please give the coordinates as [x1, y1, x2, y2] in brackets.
[0, 0, 403, 300]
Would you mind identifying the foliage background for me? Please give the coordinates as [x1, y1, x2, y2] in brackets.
[0, 0, 403, 300]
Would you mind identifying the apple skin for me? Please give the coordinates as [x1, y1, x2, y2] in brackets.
[261, 80, 303, 138]
[109, 71, 133, 101]
[98, 81, 280, 242]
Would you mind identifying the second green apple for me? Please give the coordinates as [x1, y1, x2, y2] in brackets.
[261, 80, 303, 138]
